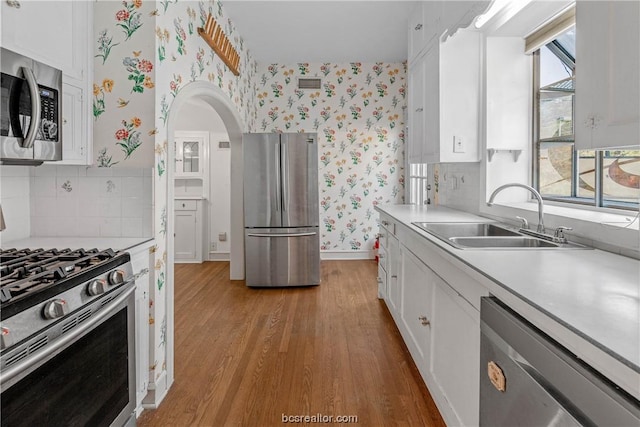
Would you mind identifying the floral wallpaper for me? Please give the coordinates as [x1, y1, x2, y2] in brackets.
[93, 0, 257, 393]
[93, 0, 156, 168]
[152, 0, 257, 388]
[255, 62, 406, 253]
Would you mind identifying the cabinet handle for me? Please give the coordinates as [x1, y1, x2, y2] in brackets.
[182, 203, 186, 208]
[378, 254, 384, 259]
[63, 118, 68, 125]
[415, 107, 424, 113]
[418, 316, 430, 326]
[377, 278, 383, 284]
[415, 23, 423, 30]
[391, 275, 397, 279]
[382, 220, 389, 226]
[132, 268, 149, 281]
[6, 0, 21, 8]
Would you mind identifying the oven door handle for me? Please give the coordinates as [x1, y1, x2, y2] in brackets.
[19, 66, 41, 149]
[0, 284, 136, 387]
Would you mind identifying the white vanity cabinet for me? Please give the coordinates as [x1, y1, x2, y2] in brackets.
[174, 199, 204, 263]
[575, 0, 640, 149]
[127, 240, 154, 416]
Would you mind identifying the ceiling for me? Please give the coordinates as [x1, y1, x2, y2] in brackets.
[223, 1, 419, 63]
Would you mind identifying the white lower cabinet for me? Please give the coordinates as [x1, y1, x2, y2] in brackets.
[128, 241, 154, 417]
[391, 237, 482, 427]
[399, 247, 433, 368]
[174, 199, 203, 263]
[429, 274, 480, 426]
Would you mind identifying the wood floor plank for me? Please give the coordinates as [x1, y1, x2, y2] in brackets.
[138, 260, 446, 427]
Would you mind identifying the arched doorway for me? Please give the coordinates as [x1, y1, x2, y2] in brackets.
[167, 81, 245, 281]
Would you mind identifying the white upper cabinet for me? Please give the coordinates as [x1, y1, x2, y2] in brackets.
[408, 1, 442, 63]
[575, 0, 640, 149]
[409, 29, 482, 164]
[2, 0, 94, 165]
[174, 132, 209, 179]
[1, 0, 90, 81]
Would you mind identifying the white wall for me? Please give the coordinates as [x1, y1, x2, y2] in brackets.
[174, 98, 231, 260]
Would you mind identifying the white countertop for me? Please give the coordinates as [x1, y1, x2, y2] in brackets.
[1, 237, 154, 253]
[376, 204, 640, 398]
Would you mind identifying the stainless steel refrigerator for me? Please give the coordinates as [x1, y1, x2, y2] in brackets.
[243, 133, 319, 287]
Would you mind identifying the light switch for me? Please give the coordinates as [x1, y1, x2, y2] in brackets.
[453, 136, 465, 153]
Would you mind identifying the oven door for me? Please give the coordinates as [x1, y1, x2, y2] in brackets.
[0, 284, 137, 427]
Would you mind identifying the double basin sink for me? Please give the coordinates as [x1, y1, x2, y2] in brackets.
[411, 222, 590, 250]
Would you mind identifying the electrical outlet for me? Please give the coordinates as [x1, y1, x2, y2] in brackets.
[210, 242, 217, 251]
[453, 136, 465, 153]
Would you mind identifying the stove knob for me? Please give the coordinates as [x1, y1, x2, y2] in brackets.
[87, 279, 107, 296]
[109, 269, 126, 286]
[1, 327, 12, 350]
[43, 299, 69, 320]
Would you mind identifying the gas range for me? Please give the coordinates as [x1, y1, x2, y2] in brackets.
[0, 247, 133, 367]
[0, 247, 138, 426]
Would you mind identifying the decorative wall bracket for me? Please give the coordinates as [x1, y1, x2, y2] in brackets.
[197, 13, 240, 76]
[487, 149, 522, 162]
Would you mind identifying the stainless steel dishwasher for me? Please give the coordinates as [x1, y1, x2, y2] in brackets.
[480, 297, 640, 426]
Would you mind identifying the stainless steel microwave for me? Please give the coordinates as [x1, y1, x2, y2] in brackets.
[1, 48, 62, 166]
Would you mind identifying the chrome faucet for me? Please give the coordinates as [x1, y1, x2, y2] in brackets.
[487, 183, 545, 233]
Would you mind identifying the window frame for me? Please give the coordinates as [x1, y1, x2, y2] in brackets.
[533, 39, 639, 212]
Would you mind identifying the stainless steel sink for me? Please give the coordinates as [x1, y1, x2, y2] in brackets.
[411, 221, 591, 250]
[449, 236, 559, 248]
[412, 222, 520, 239]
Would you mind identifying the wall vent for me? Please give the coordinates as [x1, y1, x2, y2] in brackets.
[219, 141, 230, 149]
[297, 77, 322, 90]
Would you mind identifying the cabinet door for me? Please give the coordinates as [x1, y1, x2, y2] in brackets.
[399, 246, 434, 376]
[1, 0, 88, 80]
[430, 275, 480, 427]
[408, 55, 426, 164]
[439, 29, 482, 162]
[174, 210, 198, 260]
[60, 83, 86, 164]
[131, 248, 151, 415]
[386, 233, 400, 310]
[175, 133, 208, 178]
[423, 42, 441, 164]
[575, 1, 640, 149]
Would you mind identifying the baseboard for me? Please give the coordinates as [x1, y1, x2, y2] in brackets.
[142, 370, 168, 409]
[208, 252, 230, 261]
[321, 250, 374, 260]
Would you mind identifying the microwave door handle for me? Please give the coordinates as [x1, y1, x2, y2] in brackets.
[20, 66, 41, 149]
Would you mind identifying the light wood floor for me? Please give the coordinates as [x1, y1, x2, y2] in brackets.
[138, 260, 446, 427]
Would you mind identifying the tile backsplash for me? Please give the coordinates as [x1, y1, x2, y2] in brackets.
[28, 165, 153, 239]
[0, 166, 32, 243]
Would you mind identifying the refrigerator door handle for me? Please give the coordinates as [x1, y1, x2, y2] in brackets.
[275, 141, 281, 212]
[281, 140, 288, 212]
[247, 232, 317, 238]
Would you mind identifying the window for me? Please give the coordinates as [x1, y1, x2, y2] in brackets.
[534, 27, 640, 210]
[408, 163, 429, 205]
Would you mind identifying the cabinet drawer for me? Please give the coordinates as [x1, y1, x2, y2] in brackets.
[175, 200, 197, 211]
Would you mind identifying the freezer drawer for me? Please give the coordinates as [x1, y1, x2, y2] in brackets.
[245, 227, 320, 287]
